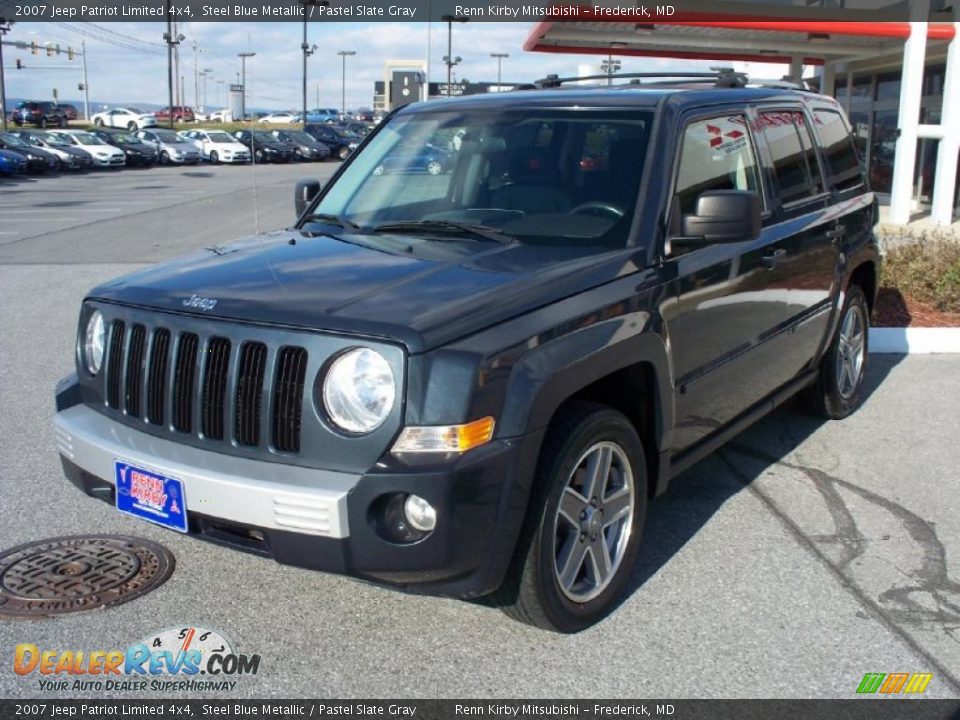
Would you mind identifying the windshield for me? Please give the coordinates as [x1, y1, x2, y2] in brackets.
[37, 132, 70, 146]
[307, 108, 652, 245]
[0, 132, 29, 148]
[252, 131, 277, 142]
[73, 132, 106, 146]
[110, 133, 135, 143]
[153, 130, 181, 143]
[283, 131, 313, 144]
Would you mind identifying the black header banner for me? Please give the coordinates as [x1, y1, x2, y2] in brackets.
[2, 700, 960, 719]
[0, 0, 936, 23]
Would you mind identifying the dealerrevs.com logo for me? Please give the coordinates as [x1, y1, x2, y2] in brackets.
[13, 626, 261, 693]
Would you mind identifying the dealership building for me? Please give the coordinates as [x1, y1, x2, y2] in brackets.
[524, 4, 960, 227]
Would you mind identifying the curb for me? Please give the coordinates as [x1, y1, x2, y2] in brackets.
[869, 327, 960, 354]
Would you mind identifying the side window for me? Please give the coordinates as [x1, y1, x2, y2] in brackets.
[674, 115, 761, 217]
[813, 109, 864, 191]
[758, 111, 822, 205]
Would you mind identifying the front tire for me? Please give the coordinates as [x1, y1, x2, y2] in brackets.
[801, 284, 870, 419]
[338, 146, 350, 161]
[493, 402, 647, 632]
[127, 121, 137, 131]
[160, 151, 170, 165]
[209, 151, 219, 164]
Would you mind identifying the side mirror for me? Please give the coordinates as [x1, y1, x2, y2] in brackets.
[675, 190, 761, 248]
[294, 179, 322, 217]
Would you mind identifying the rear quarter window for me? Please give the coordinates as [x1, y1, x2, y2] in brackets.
[813, 109, 864, 191]
[758, 111, 824, 205]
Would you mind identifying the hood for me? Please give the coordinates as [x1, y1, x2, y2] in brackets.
[87, 229, 630, 353]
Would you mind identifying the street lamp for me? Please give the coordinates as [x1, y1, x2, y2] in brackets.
[490, 52, 508, 90]
[337, 50, 355, 116]
[302, 0, 328, 124]
[200, 68, 213, 110]
[216, 79, 225, 107]
[601, 53, 621, 86]
[0, 18, 13, 132]
[238, 52, 255, 121]
[162, 7, 186, 129]
[441, 15, 468, 96]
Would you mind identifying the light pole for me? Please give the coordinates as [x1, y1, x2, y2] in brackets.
[217, 79, 225, 107]
[301, 0, 327, 124]
[192, 41, 200, 110]
[0, 18, 12, 132]
[162, 9, 185, 129]
[337, 50, 355, 116]
[441, 15, 467, 96]
[238, 52, 255, 121]
[490, 52, 508, 90]
[200, 68, 213, 111]
[601, 52, 621, 86]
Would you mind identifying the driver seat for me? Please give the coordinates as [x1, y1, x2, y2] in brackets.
[489, 150, 571, 215]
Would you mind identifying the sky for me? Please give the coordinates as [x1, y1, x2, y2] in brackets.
[3, 21, 787, 111]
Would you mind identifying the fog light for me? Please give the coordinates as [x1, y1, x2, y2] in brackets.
[403, 494, 437, 533]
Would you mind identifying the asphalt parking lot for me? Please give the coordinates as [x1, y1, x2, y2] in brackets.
[1, 163, 960, 699]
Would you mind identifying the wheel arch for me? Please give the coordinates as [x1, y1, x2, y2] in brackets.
[848, 259, 878, 313]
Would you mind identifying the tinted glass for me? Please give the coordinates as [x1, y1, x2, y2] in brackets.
[311, 108, 653, 246]
[813, 110, 863, 191]
[675, 115, 761, 216]
[759, 111, 819, 204]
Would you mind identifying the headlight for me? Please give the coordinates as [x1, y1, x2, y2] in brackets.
[322, 348, 395, 434]
[83, 310, 106, 375]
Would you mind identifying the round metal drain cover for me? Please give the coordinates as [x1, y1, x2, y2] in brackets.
[0, 535, 175, 618]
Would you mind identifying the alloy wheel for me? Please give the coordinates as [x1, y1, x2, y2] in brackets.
[552, 441, 635, 603]
[836, 303, 866, 399]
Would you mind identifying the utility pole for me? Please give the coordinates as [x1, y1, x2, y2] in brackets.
[491, 52, 508, 90]
[81, 39, 89, 120]
[192, 41, 199, 111]
[0, 19, 11, 131]
[337, 50, 355, 116]
[601, 52, 621, 86]
[301, 0, 326, 124]
[200, 68, 212, 110]
[216, 79, 224, 107]
[162, 7, 184, 129]
[238, 52, 255, 121]
[441, 15, 467, 96]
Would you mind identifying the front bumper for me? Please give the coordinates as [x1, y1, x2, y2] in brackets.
[92, 154, 126, 167]
[54, 382, 543, 598]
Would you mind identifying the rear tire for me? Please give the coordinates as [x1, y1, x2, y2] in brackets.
[338, 146, 350, 161]
[127, 121, 137, 131]
[492, 402, 647, 633]
[800, 284, 870, 419]
[93, 118, 103, 127]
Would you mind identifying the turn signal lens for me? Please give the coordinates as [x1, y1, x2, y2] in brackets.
[391, 416, 495, 455]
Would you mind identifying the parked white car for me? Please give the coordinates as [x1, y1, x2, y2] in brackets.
[48, 129, 126, 167]
[179, 129, 251, 164]
[209, 109, 233, 123]
[258, 111, 300, 125]
[134, 128, 201, 165]
[91, 107, 157, 131]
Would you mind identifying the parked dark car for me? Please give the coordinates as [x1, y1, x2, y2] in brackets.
[0, 131, 60, 172]
[53, 74, 879, 633]
[269, 129, 331, 161]
[372, 142, 453, 176]
[60, 104, 80, 121]
[13, 130, 94, 171]
[154, 106, 195, 123]
[10, 101, 67, 128]
[91, 129, 159, 166]
[304, 123, 360, 160]
[336, 120, 373, 138]
[233, 130, 294, 163]
[0, 148, 29, 175]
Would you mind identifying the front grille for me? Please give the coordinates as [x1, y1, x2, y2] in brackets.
[273, 347, 308, 453]
[97, 319, 310, 455]
[124, 324, 146, 417]
[201, 337, 231, 441]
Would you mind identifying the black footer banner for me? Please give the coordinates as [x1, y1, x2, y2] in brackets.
[2, 700, 960, 720]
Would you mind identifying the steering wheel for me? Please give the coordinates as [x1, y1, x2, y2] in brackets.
[569, 202, 624, 219]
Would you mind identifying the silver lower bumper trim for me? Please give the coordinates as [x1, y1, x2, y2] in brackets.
[54, 405, 355, 538]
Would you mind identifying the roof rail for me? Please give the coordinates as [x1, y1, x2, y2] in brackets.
[530, 70, 749, 89]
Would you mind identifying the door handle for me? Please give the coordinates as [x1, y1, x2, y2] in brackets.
[825, 226, 847, 241]
[761, 248, 787, 269]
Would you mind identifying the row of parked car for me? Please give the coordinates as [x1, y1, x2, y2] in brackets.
[0, 124, 366, 175]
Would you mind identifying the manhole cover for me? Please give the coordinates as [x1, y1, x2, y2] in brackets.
[0, 535, 175, 618]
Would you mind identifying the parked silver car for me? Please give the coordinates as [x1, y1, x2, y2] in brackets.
[134, 129, 201, 165]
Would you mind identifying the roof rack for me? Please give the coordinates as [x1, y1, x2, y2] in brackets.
[529, 70, 749, 89]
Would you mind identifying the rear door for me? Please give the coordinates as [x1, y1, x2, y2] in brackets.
[750, 107, 840, 380]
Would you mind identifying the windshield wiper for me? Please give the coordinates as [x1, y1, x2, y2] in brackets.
[301, 213, 362, 232]
[371, 220, 513, 244]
